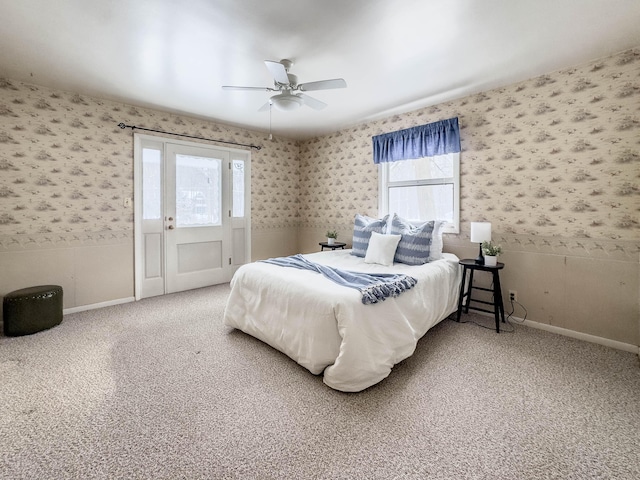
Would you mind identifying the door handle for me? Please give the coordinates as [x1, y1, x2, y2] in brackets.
[167, 225, 175, 230]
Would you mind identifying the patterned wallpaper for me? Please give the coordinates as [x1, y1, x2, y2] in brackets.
[298, 48, 640, 257]
[1, 47, 638, 259]
[0, 80, 300, 250]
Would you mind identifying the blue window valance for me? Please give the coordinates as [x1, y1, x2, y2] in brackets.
[372, 117, 461, 164]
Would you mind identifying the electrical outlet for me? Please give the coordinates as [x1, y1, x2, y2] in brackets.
[509, 290, 517, 302]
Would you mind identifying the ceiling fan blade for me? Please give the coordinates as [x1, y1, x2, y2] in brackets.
[298, 78, 347, 92]
[264, 60, 290, 85]
[298, 93, 327, 110]
[222, 85, 274, 91]
[258, 101, 272, 112]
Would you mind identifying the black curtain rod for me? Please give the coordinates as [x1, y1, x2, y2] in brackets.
[117, 123, 262, 150]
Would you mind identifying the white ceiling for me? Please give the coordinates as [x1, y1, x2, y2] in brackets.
[1, 0, 640, 140]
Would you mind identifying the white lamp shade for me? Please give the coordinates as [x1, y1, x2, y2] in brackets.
[271, 93, 303, 111]
[470, 222, 491, 243]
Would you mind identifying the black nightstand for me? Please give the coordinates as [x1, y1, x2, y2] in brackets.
[319, 242, 346, 251]
[456, 259, 506, 333]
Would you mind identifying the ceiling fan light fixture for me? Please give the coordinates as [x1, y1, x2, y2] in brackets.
[223, 59, 346, 112]
[271, 93, 303, 111]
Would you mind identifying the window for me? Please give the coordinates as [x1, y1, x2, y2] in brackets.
[232, 159, 245, 218]
[373, 117, 461, 233]
[175, 154, 221, 227]
[142, 147, 162, 220]
[379, 152, 460, 233]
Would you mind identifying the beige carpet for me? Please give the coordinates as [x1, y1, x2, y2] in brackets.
[1, 284, 639, 479]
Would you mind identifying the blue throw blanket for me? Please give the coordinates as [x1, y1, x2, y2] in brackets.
[262, 254, 417, 305]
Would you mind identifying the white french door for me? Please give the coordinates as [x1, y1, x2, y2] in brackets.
[165, 143, 230, 292]
[134, 135, 251, 299]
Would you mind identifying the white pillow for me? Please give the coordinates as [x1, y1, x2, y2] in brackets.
[364, 231, 401, 266]
[429, 220, 446, 261]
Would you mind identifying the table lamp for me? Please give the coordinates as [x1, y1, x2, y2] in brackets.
[470, 222, 491, 265]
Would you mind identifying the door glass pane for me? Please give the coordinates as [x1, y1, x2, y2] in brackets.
[232, 160, 245, 218]
[142, 148, 162, 220]
[176, 154, 221, 227]
[388, 153, 454, 182]
[388, 184, 454, 222]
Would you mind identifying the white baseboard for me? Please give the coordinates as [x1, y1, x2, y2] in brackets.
[512, 315, 639, 355]
[63, 297, 135, 314]
[469, 309, 639, 355]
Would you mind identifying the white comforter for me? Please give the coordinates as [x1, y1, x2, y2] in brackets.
[223, 250, 461, 392]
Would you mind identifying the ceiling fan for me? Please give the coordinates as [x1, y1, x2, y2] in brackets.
[222, 59, 347, 112]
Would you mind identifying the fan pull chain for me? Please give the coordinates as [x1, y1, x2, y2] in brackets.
[268, 102, 273, 140]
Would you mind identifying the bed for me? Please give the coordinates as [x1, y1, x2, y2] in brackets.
[223, 248, 462, 392]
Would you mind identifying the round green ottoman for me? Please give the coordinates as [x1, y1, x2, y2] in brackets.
[3, 285, 63, 336]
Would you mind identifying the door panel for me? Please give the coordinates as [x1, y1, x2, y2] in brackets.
[165, 144, 231, 293]
[232, 228, 246, 265]
[178, 241, 222, 272]
[144, 233, 162, 278]
[139, 142, 165, 298]
[230, 157, 249, 271]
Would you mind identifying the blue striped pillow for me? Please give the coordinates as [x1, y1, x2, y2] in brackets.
[351, 214, 389, 258]
[390, 214, 436, 265]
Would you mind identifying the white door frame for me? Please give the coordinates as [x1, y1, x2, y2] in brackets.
[133, 134, 251, 300]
